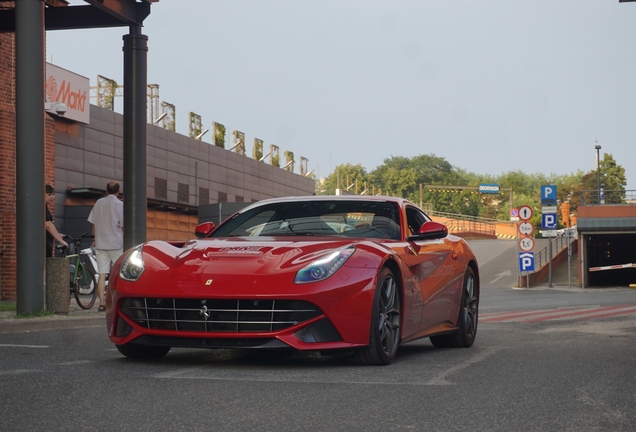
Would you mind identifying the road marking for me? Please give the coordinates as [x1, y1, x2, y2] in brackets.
[480, 304, 636, 323]
[489, 270, 511, 285]
[475, 241, 516, 266]
[425, 346, 502, 386]
[57, 360, 92, 366]
[0, 369, 41, 376]
[0, 344, 50, 348]
[154, 349, 503, 386]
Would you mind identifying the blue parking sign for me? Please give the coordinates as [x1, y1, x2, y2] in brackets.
[541, 185, 557, 204]
[519, 252, 535, 272]
[541, 213, 557, 229]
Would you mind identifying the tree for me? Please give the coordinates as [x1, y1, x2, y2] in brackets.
[576, 153, 626, 205]
[321, 163, 369, 195]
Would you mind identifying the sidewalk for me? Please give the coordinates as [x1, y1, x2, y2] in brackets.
[0, 300, 105, 334]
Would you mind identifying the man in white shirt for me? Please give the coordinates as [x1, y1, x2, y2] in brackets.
[88, 181, 124, 311]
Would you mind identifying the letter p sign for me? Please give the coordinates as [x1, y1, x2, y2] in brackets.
[541, 214, 557, 229]
[519, 252, 535, 272]
[541, 185, 557, 204]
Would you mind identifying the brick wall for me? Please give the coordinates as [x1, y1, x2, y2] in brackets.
[0, 23, 57, 300]
[0, 31, 16, 300]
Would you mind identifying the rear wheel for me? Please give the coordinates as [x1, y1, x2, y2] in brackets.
[73, 265, 97, 310]
[116, 344, 171, 359]
[353, 267, 401, 365]
[430, 267, 479, 348]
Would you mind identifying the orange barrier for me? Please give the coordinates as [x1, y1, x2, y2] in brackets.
[431, 216, 518, 240]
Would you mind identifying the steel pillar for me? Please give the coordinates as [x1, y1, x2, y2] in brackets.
[16, 0, 46, 313]
[122, 25, 148, 250]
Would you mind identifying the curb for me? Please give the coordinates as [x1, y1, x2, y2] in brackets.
[0, 314, 105, 334]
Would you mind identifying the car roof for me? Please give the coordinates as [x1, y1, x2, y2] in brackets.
[239, 195, 414, 212]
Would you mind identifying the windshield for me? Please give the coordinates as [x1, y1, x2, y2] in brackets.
[211, 200, 402, 240]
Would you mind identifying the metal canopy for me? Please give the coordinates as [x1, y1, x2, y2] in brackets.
[0, 0, 153, 32]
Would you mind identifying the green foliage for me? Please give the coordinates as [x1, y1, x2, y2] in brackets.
[253, 138, 263, 160]
[213, 122, 226, 148]
[0, 301, 16, 312]
[321, 152, 628, 220]
[322, 164, 369, 195]
[16, 309, 54, 318]
[284, 150, 294, 171]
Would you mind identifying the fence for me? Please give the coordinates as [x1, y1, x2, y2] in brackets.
[533, 232, 575, 269]
[430, 211, 503, 238]
[579, 189, 636, 206]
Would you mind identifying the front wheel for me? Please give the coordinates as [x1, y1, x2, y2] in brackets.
[116, 344, 171, 360]
[353, 267, 402, 365]
[430, 267, 479, 348]
[73, 265, 97, 310]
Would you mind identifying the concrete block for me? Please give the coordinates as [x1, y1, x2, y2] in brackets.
[46, 257, 70, 315]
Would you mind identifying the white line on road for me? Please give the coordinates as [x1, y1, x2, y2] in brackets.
[489, 270, 512, 285]
[0, 344, 49, 348]
[426, 346, 502, 385]
[57, 360, 92, 366]
[0, 369, 42, 376]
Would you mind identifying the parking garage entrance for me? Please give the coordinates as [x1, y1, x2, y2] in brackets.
[583, 233, 636, 287]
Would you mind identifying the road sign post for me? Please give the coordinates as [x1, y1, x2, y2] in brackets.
[541, 185, 557, 287]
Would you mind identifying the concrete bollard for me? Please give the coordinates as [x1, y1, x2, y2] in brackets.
[46, 257, 70, 314]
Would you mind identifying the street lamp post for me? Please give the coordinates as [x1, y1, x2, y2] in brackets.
[595, 144, 601, 203]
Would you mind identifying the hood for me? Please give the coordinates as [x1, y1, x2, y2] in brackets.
[142, 237, 362, 278]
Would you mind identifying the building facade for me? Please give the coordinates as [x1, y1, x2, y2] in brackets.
[0, 29, 314, 300]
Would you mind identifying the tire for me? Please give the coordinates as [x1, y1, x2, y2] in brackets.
[353, 267, 402, 365]
[116, 344, 171, 360]
[430, 267, 479, 348]
[73, 265, 97, 310]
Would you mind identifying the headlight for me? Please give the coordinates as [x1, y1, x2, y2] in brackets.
[119, 245, 145, 281]
[295, 246, 355, 284]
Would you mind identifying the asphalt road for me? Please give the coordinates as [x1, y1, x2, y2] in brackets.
[1, 239, 636, 431]
[1, 308, 636, 431]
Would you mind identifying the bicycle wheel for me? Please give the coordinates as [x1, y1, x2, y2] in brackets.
[74, 265, 97, 310]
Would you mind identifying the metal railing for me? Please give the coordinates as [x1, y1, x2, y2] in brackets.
[533, 232, 576, 269]
[429, 211, 505, 224]
[429, 211, 506, 238]
[445, 220, 496, 236]
[579, 190, 636, 206]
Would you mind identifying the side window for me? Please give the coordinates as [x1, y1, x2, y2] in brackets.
[405, 206, 429, 236]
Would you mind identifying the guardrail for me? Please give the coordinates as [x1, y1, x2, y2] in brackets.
[429, 211, 505, 238]
[429, 210, 506, 225]
[533, 233, 575, 269]
[579, 189, 636, 205]
[445, 219, 496, 237]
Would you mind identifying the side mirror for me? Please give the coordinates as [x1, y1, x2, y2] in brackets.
[194, 222, 216, 238]
[407, 221, 448, 241]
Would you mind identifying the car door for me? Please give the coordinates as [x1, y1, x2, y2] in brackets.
[402, 206, 461, 333]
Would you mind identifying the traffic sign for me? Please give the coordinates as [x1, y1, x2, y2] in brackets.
[519, 205, 533, 221]
[518, 222, 534, 236]
[519, 252, 535, 272]
[510, 208, 519, 218]
[541, 185, 557, 204]
[542, 206, 557, 214]
[519, 236, 535, 252]
[541, 213, 557, 230]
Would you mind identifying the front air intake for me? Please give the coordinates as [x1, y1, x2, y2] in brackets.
[120, 298, 322, 333]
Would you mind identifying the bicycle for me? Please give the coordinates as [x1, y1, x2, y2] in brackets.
[57, 234, 98, 309]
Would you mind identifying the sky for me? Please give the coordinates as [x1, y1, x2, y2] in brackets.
[46, 0, 636, 190]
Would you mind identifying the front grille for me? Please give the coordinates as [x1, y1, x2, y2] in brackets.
[120, 298, 322, 333]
